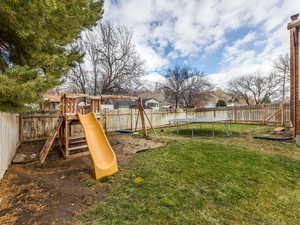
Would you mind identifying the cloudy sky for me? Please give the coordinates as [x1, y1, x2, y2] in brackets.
[103, 0, 300, 87]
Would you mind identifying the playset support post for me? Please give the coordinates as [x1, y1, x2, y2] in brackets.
[138, 98, 147, 136]
[288, 14, 300, 144]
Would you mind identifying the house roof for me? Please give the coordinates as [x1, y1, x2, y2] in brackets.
[44, 94, 61, 102]
[114, 100, 137, 106]
[143, 98, 160, 103]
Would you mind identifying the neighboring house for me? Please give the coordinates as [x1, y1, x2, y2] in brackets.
[194, 91, 223, 109]
[42, 95, 136, 110]
[41, 94, 61, 111]
[113, 100, 137, 109]
[101, 104, 114, 110]
[41, 95, 162, 110]
[226, 97, 257, 106]
[112, 98, 161, 110]
[143, 98, 160, 110]
[43, 95, 116, 111]
[203, 102, 216, 108]
[227, 98, 241, 107]
[161, 104, 185, 111]
[195, 89, 250, 109]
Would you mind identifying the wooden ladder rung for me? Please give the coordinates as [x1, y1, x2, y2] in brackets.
[67, 151, 90, 158]
[68, 145, 88, 151]
[69, 136, 85, 140]
[69, 139, 86, 144]
[40, 117, 63, 164]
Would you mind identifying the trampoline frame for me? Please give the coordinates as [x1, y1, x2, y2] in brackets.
[168, 117, 232, 138]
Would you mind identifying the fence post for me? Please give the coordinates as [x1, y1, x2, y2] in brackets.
[130, 108, 133, 130]
[280, 103, 285, 127]
[185, 108, 188, 119]
[263, 105, 266, 125]
[104, 109, 107, 134]
[233, 106, 237, 123]
[151, 109, 153, 125]
[19, 114, 22, 143]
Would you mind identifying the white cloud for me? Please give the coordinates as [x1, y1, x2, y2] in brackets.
[140, 72, 167, 90]
[104, 0, 300, 87]
[141, 72, 167, 83]
[221, 32, 258, 67]
[205, 37, 226, 53]
[136, 44, 169, 71]
[235, 32, 257, 47]
[207, 63, 273, 89]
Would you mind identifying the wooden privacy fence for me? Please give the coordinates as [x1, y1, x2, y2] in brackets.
[0, 112, 19, 180]
[196, 103, 290, 126]
[19, 109, 188, 142]
[19, 103, 290, 142]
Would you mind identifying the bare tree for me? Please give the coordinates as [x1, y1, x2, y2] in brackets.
[65, 38, 91, 94]
[227, 76, 251, 105]
[83, 31, 101, 95]
[66, 22, 144, 95]
[273, 54, 290, 102]
[182, 71, 212, 107]
[68, 67, 90, 94]
[163, 67, 189, 109]
[163, 66, 211, 109]
[227, 72, 280, 105]
[96, 22, 144, 94]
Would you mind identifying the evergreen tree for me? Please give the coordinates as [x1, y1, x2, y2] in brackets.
[0, 0, 104, 112]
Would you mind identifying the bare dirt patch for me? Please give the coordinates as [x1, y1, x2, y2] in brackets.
[0, 133, 165, 225]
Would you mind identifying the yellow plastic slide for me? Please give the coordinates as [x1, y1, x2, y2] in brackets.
[78, 112, 118, 179]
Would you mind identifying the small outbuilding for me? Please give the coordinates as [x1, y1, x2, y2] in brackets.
[143, 98, 160, 110]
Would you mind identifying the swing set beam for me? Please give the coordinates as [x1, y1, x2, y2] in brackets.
[61, 94, 156, 137]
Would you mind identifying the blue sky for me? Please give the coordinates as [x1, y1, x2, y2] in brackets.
[103, 0, 300, 87]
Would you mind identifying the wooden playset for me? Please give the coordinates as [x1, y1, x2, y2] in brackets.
[40, 94, 155, 163]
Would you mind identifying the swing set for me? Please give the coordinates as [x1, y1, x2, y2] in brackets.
[40, 94, 157, 163]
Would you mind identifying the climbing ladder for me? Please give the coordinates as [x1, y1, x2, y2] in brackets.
[40, 117, 63, 164]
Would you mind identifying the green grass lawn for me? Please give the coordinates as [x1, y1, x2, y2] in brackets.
[78, 124, 300, 225]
